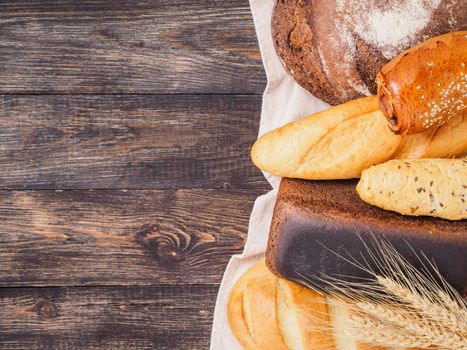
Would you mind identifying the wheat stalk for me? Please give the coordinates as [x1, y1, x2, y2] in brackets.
[350, 297, 467, 349]
[299, 230, 467, 349]
[350, 314, 467, 349]
[355, 301, 428, 334]
[377, 275, 467, 335]
[349, 314, 437, 348]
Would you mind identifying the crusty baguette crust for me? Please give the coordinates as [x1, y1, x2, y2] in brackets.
[394, 112, 467, 159]
[357, 159, 467, 220]
[252, 97, 466, 180]
[251, 96, 401, 180]
[377, 31, 467, 135]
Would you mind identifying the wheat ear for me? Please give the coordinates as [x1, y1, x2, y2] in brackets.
[303, 229, 467, 349]
[378, 276, 467, 335]
[350, 313, 467, 349]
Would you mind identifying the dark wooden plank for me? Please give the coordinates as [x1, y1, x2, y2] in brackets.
[0, 285, 217, 349]
[0, 0, 265, 94]
[0, 188, 265, 286]
[0, 94, 268, 190]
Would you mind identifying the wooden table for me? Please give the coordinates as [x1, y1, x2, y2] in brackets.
[0, 1, 269, 348]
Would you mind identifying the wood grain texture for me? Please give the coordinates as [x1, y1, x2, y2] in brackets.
[0, 285, 217, 349]
[0, 0, 265, 94]
[0, 188, 265, 286]
[0, 94, 269, 190]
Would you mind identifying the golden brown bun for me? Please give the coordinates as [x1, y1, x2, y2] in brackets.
[251, 96, 401, 180]
[228, 260, 287, 350]
[394, 112, 467, 159]
[377, 31, 467, 135]
[357, 159, 467, 220]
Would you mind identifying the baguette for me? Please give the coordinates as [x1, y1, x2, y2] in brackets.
[377, 31, 467, 135]
[251, 96, 401, 180]
[252, 97, 466, 180]
[357, 159, 467, 220]
[394, 112, 467, 159]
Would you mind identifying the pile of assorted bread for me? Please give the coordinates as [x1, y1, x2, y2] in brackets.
[227, 2, 467, 348]
[253, 30, 467, 221]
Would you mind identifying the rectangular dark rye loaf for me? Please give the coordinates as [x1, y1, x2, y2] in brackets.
[266, 178, 467, 297]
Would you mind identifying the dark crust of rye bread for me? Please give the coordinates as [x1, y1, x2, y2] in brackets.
[271, 0, 467, 105]
[266, 178, 467, 297]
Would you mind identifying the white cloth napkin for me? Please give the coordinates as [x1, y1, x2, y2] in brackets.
[209, 1, 329, 348]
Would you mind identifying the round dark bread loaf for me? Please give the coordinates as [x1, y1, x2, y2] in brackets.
[272, 0, 467, 105]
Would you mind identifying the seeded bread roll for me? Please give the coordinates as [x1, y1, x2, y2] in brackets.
[377, 31, 467, 134]
[272, 0, 466, 105]
[357, 159, 467, 220]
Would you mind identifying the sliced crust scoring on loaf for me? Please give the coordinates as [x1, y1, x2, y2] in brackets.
[357, 159, 467, 220]
[229, 260, 425, 350]
[228, 260, 288, 350]
[251, 96, 401, 180]
[277, 278, 335, 350]
[228, 261, 268, 350]
[243, 277, 288, 350]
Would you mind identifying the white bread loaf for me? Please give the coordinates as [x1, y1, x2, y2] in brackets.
[228, 260, 422, 350]
[243, 277, 287, 350]
[228, 260, 288, 350]
[227, 261, 268, 350]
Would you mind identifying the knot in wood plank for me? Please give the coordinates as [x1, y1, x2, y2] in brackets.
[38, 301, 57, 318]
[136, 223, 188, 268]
[17, 299, 58, 318]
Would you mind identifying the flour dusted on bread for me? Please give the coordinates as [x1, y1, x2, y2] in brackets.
[272, 0, 465, 105]
[349, 0, 445, 59]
